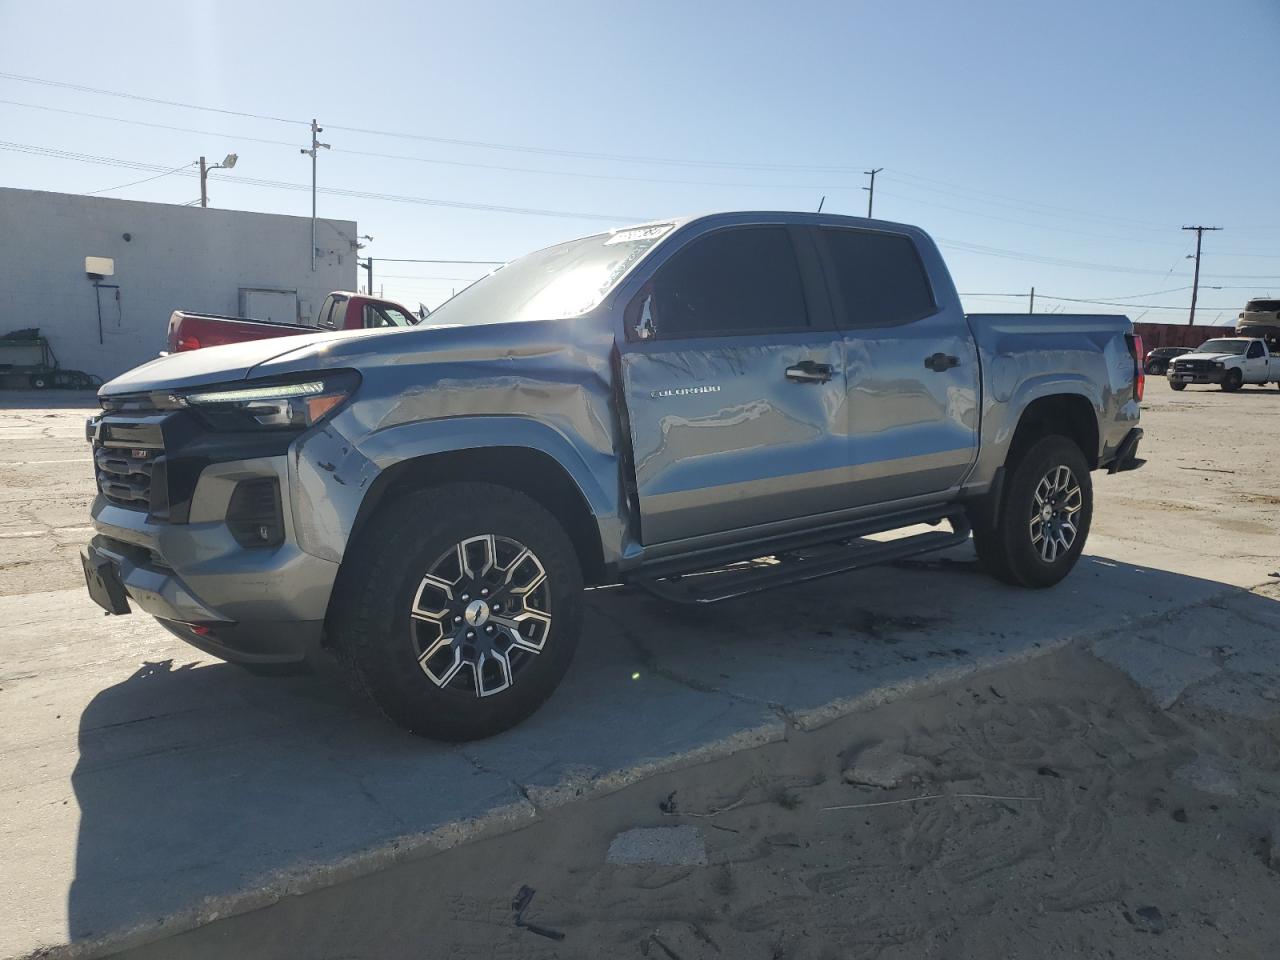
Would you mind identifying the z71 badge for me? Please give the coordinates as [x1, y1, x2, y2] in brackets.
[650, 385, 722, 399]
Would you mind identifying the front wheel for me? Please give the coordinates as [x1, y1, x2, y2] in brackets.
[973, 435, 1093, 589]
[1221, 369, 1243, 392]
[331, 483, 583, 740]
[1169, 381, 1187, 391]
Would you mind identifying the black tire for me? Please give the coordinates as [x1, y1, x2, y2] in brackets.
[973, 435, 1093, 589]
[1221, 369, 1243, 392]
[331, 483, 582, 740]
[1169, 381, 1187, 391]
[1144, 361, 1162, 375]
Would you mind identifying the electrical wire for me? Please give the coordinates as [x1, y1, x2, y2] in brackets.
[0, 71, 863, 173]
[85, 161, 193, 195]
[0, 140, 644, 222]
[0, 71, 305, 125]
[960, 292, 1241, 312]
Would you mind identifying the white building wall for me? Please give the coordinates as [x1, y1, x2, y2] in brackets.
[0, 188, 357, 381]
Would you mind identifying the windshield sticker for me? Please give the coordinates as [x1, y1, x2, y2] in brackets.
[606, 223, 673, 245]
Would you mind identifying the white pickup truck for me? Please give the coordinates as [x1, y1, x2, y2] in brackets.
[1166, 337, 1280, 391]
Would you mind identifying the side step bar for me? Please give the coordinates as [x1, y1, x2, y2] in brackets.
[634, 510, 971, 605]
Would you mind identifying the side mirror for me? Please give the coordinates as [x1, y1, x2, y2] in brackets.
[627, 292, 656, 341]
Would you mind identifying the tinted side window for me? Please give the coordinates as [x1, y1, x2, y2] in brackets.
[821, 228, 935, 328]
[650, 227, 809, 338]
[1247, 341, 1264, 359]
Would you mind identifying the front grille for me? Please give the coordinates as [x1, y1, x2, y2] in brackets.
[94, 446, 157, 509]
[92, 399, 168, 512]
[1173, 359, 1214, 373]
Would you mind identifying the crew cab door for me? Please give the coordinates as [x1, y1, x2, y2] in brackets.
[1244, 340, 1269, 382]
[814, 225, 980, 505]
[617, 224, 852, 544]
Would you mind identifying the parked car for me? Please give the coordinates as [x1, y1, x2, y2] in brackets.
[1166, 336, 1280, 391]
[82, 212, 1145, 740]
[165, 292, 418, 353]
[1143, 346, 1191, 375]
[1236, 298, 1280, 344]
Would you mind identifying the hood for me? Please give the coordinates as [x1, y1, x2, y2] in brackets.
[1172, 352, 1237, 365]
[99, 327, 405, 395]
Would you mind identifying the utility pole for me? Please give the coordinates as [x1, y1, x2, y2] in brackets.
[863, 168, 884, 218]
[197, 153, 238, 209]
[301, 119, 330, 271]
[362, 257, 374, 295]
[1029, 286, 1035, 314]
[1181, 225, 1221, 326]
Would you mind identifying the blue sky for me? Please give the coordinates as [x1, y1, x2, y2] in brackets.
[2, 0, 1277, 321]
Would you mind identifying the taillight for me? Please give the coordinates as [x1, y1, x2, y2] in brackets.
[1126, 333, 1144, 402]
[176, 335, 201, 351]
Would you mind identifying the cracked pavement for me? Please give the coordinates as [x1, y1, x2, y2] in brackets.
[1, 379, 1277, 958]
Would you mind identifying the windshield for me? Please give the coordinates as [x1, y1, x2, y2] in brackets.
[1194, 339, 1249, 355]
[425, 224, 672, 326]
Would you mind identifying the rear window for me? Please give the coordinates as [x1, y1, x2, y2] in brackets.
[1245, 299, 1280, 312]
[319, 297, 347, 329]
[820, 228, 936, 328]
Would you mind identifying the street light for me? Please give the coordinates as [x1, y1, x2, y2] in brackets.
[198, 153, 239, 208]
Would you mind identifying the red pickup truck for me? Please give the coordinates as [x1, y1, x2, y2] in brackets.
[165, 292, 419, 353]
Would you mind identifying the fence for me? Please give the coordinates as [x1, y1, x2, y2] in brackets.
[1132, 322, 1233, 351]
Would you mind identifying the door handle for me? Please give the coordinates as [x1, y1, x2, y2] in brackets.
[785, 360, 833, 383]
[924, 352, 960, 372]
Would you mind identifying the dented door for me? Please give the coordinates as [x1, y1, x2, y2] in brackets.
[616, 224, 852, 544]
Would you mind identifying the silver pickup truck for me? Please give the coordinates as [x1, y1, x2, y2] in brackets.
[82, 212, 1145, 739]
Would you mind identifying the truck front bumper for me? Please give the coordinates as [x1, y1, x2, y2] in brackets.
[1168, 369, 1224, 385]
[83, 454, 340, 666]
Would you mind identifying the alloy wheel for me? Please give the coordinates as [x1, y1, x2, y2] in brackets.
[1028, 465, 1083, 563]
[409, 534, 552, 698]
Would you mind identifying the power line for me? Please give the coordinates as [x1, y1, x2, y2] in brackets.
[8, 88, 1280, 261]
[0, 71, 864, 174]
[85, 161, 193, 195]
[883, 170, 1179, 232]
[0, 140, 645, 222]
[0, 71, 305, 125]
[959, 291, 1242, 311]
[936, 238, 1175, 275]
[0, 99, 859, 194]
[876, 188, 1193, 248]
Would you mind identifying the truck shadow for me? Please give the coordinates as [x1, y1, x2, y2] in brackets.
[66, 550, 1279, 950]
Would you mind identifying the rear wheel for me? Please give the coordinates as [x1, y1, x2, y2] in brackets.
[332, 483, 583, 740]
[1221, 369, 1243, 392]
[973, 435, 1092, 589]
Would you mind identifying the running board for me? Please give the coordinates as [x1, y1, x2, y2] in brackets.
[634, 511, 971, 604]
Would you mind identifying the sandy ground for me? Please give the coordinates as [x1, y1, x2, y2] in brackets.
[114, 642, 1280, 960]
[2, 378, 1278, 959]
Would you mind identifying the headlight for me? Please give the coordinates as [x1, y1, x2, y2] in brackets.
[180, 371, 360, 431]
[1213, 362, 1225, 369]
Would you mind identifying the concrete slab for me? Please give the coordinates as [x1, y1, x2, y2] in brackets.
[606, 825, 707, 866]
[0, 591, 534, 959]
[1091, 583, 1280, 719]
[622, 544, 1266, 730]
